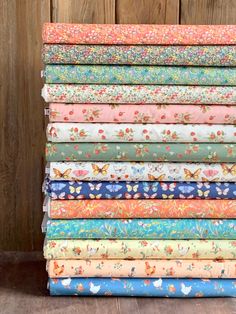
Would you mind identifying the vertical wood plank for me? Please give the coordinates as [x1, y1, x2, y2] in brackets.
[116, 0, 179, 24]
[181, 0, 236, 24]
[0, 0, 50, 250]
[52, 0, 115, 23]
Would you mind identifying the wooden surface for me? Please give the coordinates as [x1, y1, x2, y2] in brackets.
[1, 0, 236, 251]
[0, 253, 235, 313]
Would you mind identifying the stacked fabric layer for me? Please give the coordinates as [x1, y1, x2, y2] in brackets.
[42, 23, 236, 297]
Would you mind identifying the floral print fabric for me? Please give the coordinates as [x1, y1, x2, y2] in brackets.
[42, 84, 236, 104]
[42, 23, 236, 45]
[48, 161, 236, 182]
[45, 143, 236, 162]
[44, 239, 236, 260]
[47, 259, 236, 279]
[45, 218, 236, 240]
[45, 65, 236, 86]
[48, 103, 236, 124]
[47, 123, 236, 143]
[48, 278, 236, 297]
[42, 44, 236, 66]
[47, 199, 236, 219]
[45, 180, 236, 200]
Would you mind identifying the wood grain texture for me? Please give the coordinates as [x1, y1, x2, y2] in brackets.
[116, 0, 179, 24]
[0, 0, 50, 251]
[0, 253, 236, 313]
[52, 0, 115, 23]
[181, 0, 236, 24]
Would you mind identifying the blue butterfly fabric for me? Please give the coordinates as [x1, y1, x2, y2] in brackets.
[44, 179, 236, 200]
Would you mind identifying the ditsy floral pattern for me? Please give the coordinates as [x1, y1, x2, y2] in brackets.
[47, 123, 236, 143]
[45, 180, 236, 200]
[48, 161, 236, 182]
[48, 199, 236, 219]
[49, 103, 236, 124]
[48, 278, 236, 297]
[42, 84, 236, 104]
[45, 65, 236, 85]
[44, 239, 236, 260]
[47, 259, 236, 279]
[42, 23, 236, 45]
[45, 218, 236, 240]
[42, 44, 236, 66]
[45, 143, 236, 162]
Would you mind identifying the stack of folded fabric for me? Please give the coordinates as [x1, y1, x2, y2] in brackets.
[42, 23, 236, 297]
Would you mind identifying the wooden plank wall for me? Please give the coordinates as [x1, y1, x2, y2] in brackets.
[1, 0, 236, 251]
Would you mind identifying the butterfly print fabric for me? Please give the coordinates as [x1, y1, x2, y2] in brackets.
[45, 218, 236, 240]
[48, 103, 236, 124]
[45, 180, 236, 200]
[43, 45, 236, 66]
[46, 143, 236, 162]
[47, 259, 236, 278]
[42, 84, 236, 104]
[47, 199, 236, 219]
[48, 278, 236, 297]
[46, 123, 236, 143]
[44, 239, 236, 260]
[48, 162, 236, 182]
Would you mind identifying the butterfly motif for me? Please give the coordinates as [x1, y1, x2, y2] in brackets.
[114, 165, 127, 174]
[169, 167, 180, 174]
[168, 175, 182, 181]
[144, 193, 157, 199]
[92, 164, 109, 176]
[162, 194, 174, 199]
[161, 182, 176, 191]
[73, 169, 89, 178]
[89, 194, 102, 199]
[201, 177, 220, 182]
[221, 164, 236, 176]
[131, 166, 145, 176]
[106, 184, 123, 193]
[197, 190, 210, 197]
[88, 183, 102, 191]
[51, 182, 67, 191]
[53, 168, 72, 179]
[148, 174, 166, 181]
[69, 186, 82, 194]
[51, 192, 66, 200]
[178, 185, 195, 194]
[197, 182, 210, 189]
[126, 184, 139, 192]
[216, 187, 229, 196]
[179, 194, 194, 199]
[105, 193, 123, 199]
[203, 169, 219, 178]
[184, 169, 201, 180]
[125, 192, 141, 199]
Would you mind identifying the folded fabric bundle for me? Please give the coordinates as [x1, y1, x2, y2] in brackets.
[46, 143, 236, 162]
[45, 65, 236, 85]
[42, 23, 236, 45]
[45, 218, 236, 240]
[44, 239, 236, 260]
[47, 259, 236, 278]
[48, 162, 236, 182]
[43, 45, 236, 66]
[48, 199, 236, 219]
[45, 180, 236, 200]
[48, 278, 236, 297]
[42, 84, 236, 104]
[48, 103, 236, 124]
[47, 123, 236, 143]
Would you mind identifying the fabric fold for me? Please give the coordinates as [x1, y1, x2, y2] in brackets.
[47, 259, 236, 278]
[46, 143, 236, 162]
[42, 23, 236, 45]
[45, 65, 236, 85]
[48, 278, 236, 297]
[47, 123, 236, 143]
[44, 239, 236, 260]
[42, 44, 236, 66]
[48, 161, 236, 182]
[45, 180, 236, 200]
[45, 218, 236, 240]
[48, 199, 236, 219]
[42, 84, 236, 104]
[48, 103, 236, 124]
